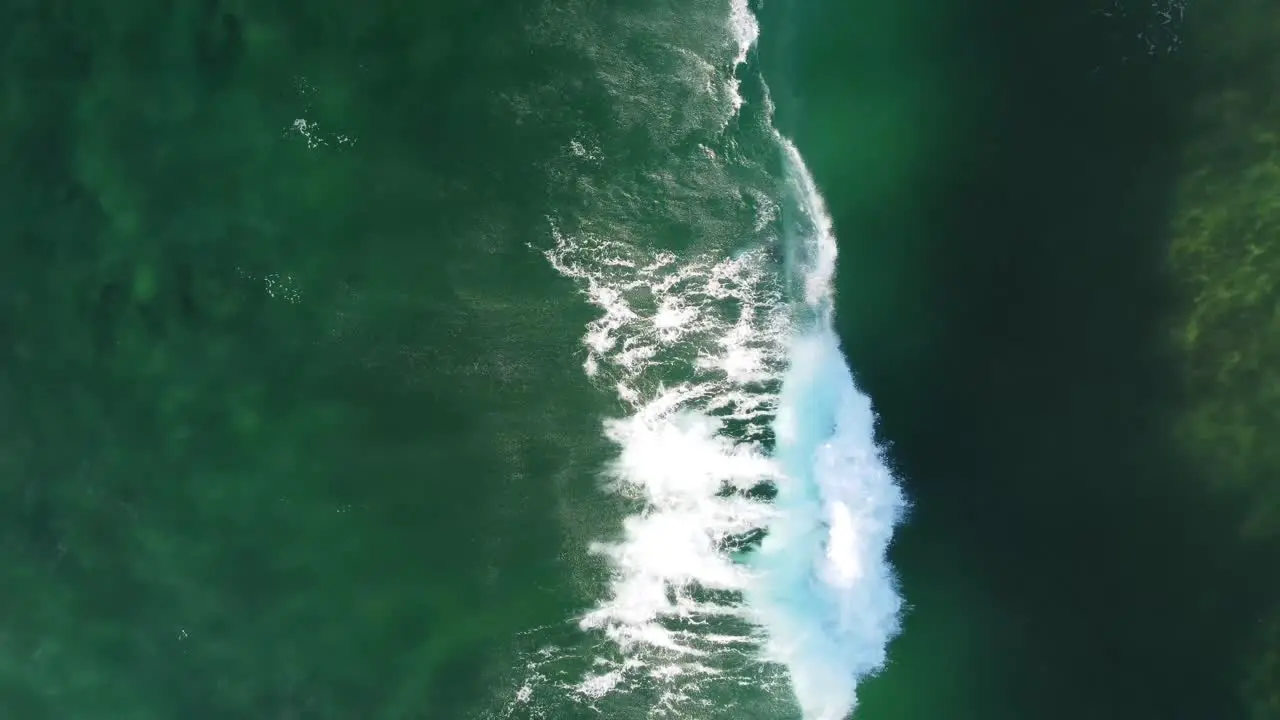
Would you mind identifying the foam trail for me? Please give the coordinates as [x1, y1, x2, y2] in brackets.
[747, 127, 907, 718]
[726, 0, 759, 116]
[513, 0, 906, 716]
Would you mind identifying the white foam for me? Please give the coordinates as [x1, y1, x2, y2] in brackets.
[726, 0, 760, 115]
[511, 0, 905, 717]
[580, 410, 778, 630]
[284, 76, 357, 149]
[728, 0, 759, 68]
[775, 137, 840, 311]
[749, 330, 905, 720]
[748, 81, 906, 719]
[531, 208, 791, 716]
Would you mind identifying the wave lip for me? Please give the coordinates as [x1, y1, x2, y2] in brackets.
[749, 328, 905, 720]
[745, 99, 908, 718]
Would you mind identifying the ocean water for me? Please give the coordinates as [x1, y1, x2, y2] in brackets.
[5, 0, 1276, 718]
[3, 0, 905, 718]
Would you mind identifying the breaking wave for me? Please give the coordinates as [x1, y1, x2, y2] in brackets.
[497, 0, 906, 717]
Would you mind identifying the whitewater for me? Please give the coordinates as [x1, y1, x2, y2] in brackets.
[497, 0, 907, 717]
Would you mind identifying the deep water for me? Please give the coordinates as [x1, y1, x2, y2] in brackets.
[763, 0, 1280, 717]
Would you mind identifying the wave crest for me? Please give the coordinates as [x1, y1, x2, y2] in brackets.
[500, 0, 906, 718]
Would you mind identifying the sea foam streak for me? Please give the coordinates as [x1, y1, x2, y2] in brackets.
[511, 0, 904, 717]
[746, 131, 906, 719]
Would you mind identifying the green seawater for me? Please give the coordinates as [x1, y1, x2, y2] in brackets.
[2, 1, 611, 716]
[767, 0, 1280, 717]
[3, 0, 1280, 718]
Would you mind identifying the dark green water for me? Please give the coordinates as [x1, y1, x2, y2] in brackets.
[767, 0, 1280, 717]
[3, 0, 1279, 718]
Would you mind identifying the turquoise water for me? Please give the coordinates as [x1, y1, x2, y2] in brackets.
[2, 0, 1272, 718]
